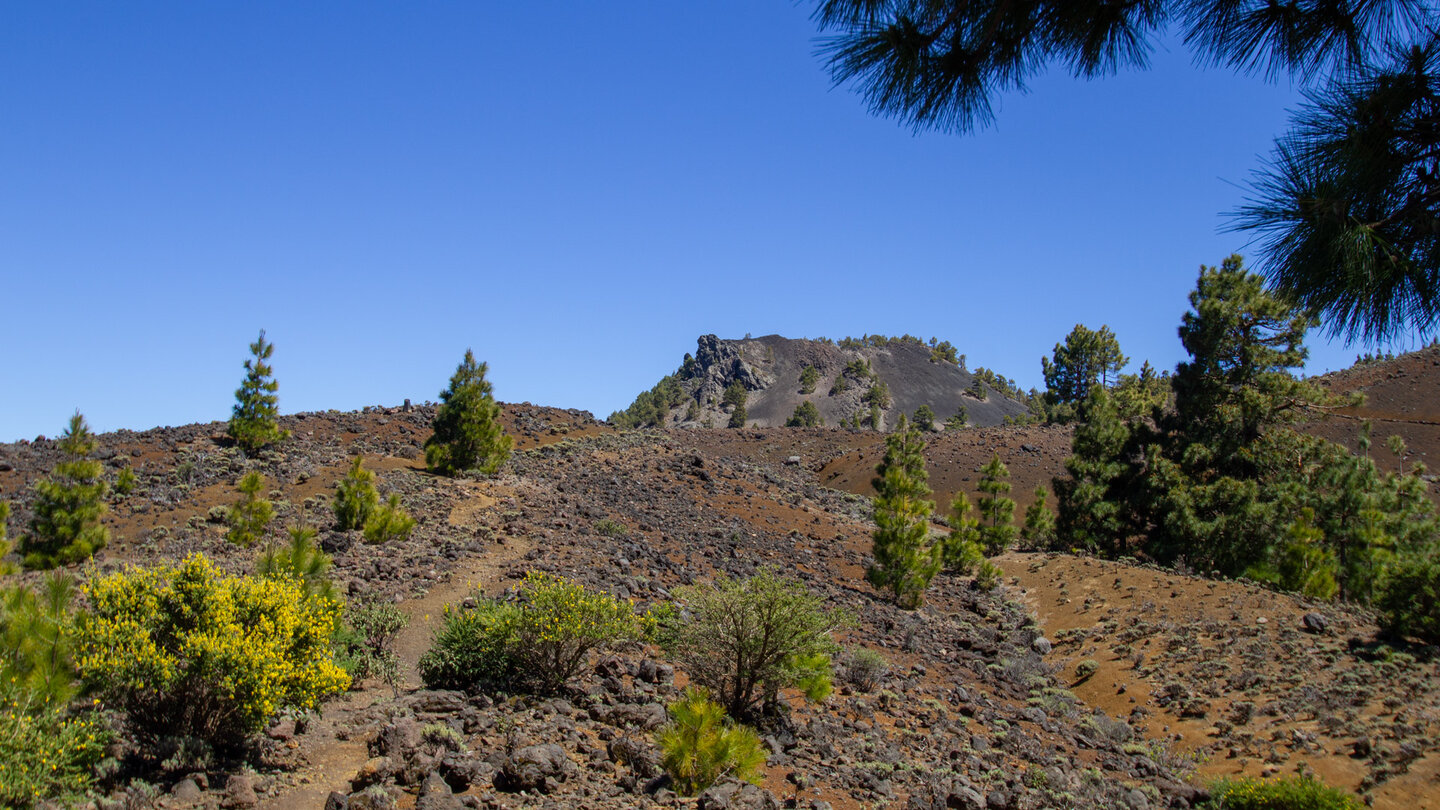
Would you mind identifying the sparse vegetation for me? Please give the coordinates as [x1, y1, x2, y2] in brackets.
[912, 403, 934, 431]
[20, 412, 109, 569]
[425, 349, 513, 476]
[1020, 485, 1056, 551]
[228, 329, 289, 454]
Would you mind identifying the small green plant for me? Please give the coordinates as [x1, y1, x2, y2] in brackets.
[228, 329, 290, 454]
[114, 465, 138, 496]
[226, 471, 274, 547]
[334, 456, 379, 531]
[0, 573, 80, 704]
[1019, 486, 1057, 550]
[842, 647, 888, 691]
[21, 412, 109, 569]
[657, 686, 767, 796]
[594, 518, 628, 538]
[363, 494, 415, 544]
[977, 454, 1016, 555]
[799, 365, 820, 394]
[333, 595, 408, 694]
[946, 407, 968, 430]
[421, 722, 467, 753]
[256, 524, 337, 602]
[0, 679, 111, 808]
[76, 554, 350, 751]
[1074, 659, 1099, 681]
[420, 572, 641, 695]
[1203, 775, 1362, 809]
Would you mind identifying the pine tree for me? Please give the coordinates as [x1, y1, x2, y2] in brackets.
[786, 401, 824, 427]
[334, 456, 380, 531]
[912, 404, 935, 432]
[226, 471, 274, 548]
[1041, 324, 1128, 423]
[1055, 387, 1138, 556]
[228, 330, 289, 454]
[941, 492, 983, 573]
[21, 413, 109, 569]
[976, 454, 1016, 556]
[1020, 485, 1057, 551]
[425, 350, 513, 476]
[866, 415, 940, 609]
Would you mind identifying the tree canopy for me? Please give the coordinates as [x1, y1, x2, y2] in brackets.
[813, 0, 1440, 341]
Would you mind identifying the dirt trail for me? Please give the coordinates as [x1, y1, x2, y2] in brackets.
[261, 512, 533, 810]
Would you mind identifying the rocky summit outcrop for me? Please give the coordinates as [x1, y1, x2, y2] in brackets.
[619, 334, 1032, 430]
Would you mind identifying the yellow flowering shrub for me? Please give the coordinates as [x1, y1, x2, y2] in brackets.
[419, 572, 640, 695]
[76, 554, 349, 749]
[0, 678, 110, 807]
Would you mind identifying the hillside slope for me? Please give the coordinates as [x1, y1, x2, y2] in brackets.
[616, 334, 1032, 429]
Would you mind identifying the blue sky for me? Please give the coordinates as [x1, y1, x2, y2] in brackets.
[0, 2, 1420, 441]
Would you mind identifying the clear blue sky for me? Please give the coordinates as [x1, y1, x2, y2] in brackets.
[0, 2, 1420, 441]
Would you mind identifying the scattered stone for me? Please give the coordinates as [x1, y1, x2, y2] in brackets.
[696, 778, 780, 810]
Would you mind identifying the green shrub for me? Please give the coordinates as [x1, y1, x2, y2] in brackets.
[1074, 660, 1099, 681]
[418, 600, 521, 692]
[333, 596, 408, 692]
[76, 554, 349, 751]
[1203, 775, 1361, 809]
[913, 404, 935, 431]
[363, 494, 415, 544]
[668, 569, 845, 718]
[334, 456, 379, 531]
[0, 679, 111, 809]
[594, 518, 628, 538]
[657, 686, 766, 796]
[420, 572, 640, 695]
[226, 471, 274, 548]
[21, 413, 109, 569]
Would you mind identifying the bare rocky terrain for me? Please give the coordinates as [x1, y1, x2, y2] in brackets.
[1, 349, 1438, 810]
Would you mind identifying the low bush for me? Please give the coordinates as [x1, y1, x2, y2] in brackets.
[256, 525, 337, 602]
[334, 596, 408, 693]
[76, 554, 350, 751]
[657, 686, 766, 796]
[841, 647, 888, 691]
[0, 679, 111, 808]
[1203, 775, 1361, 809]
[419, 572, 640, 695]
